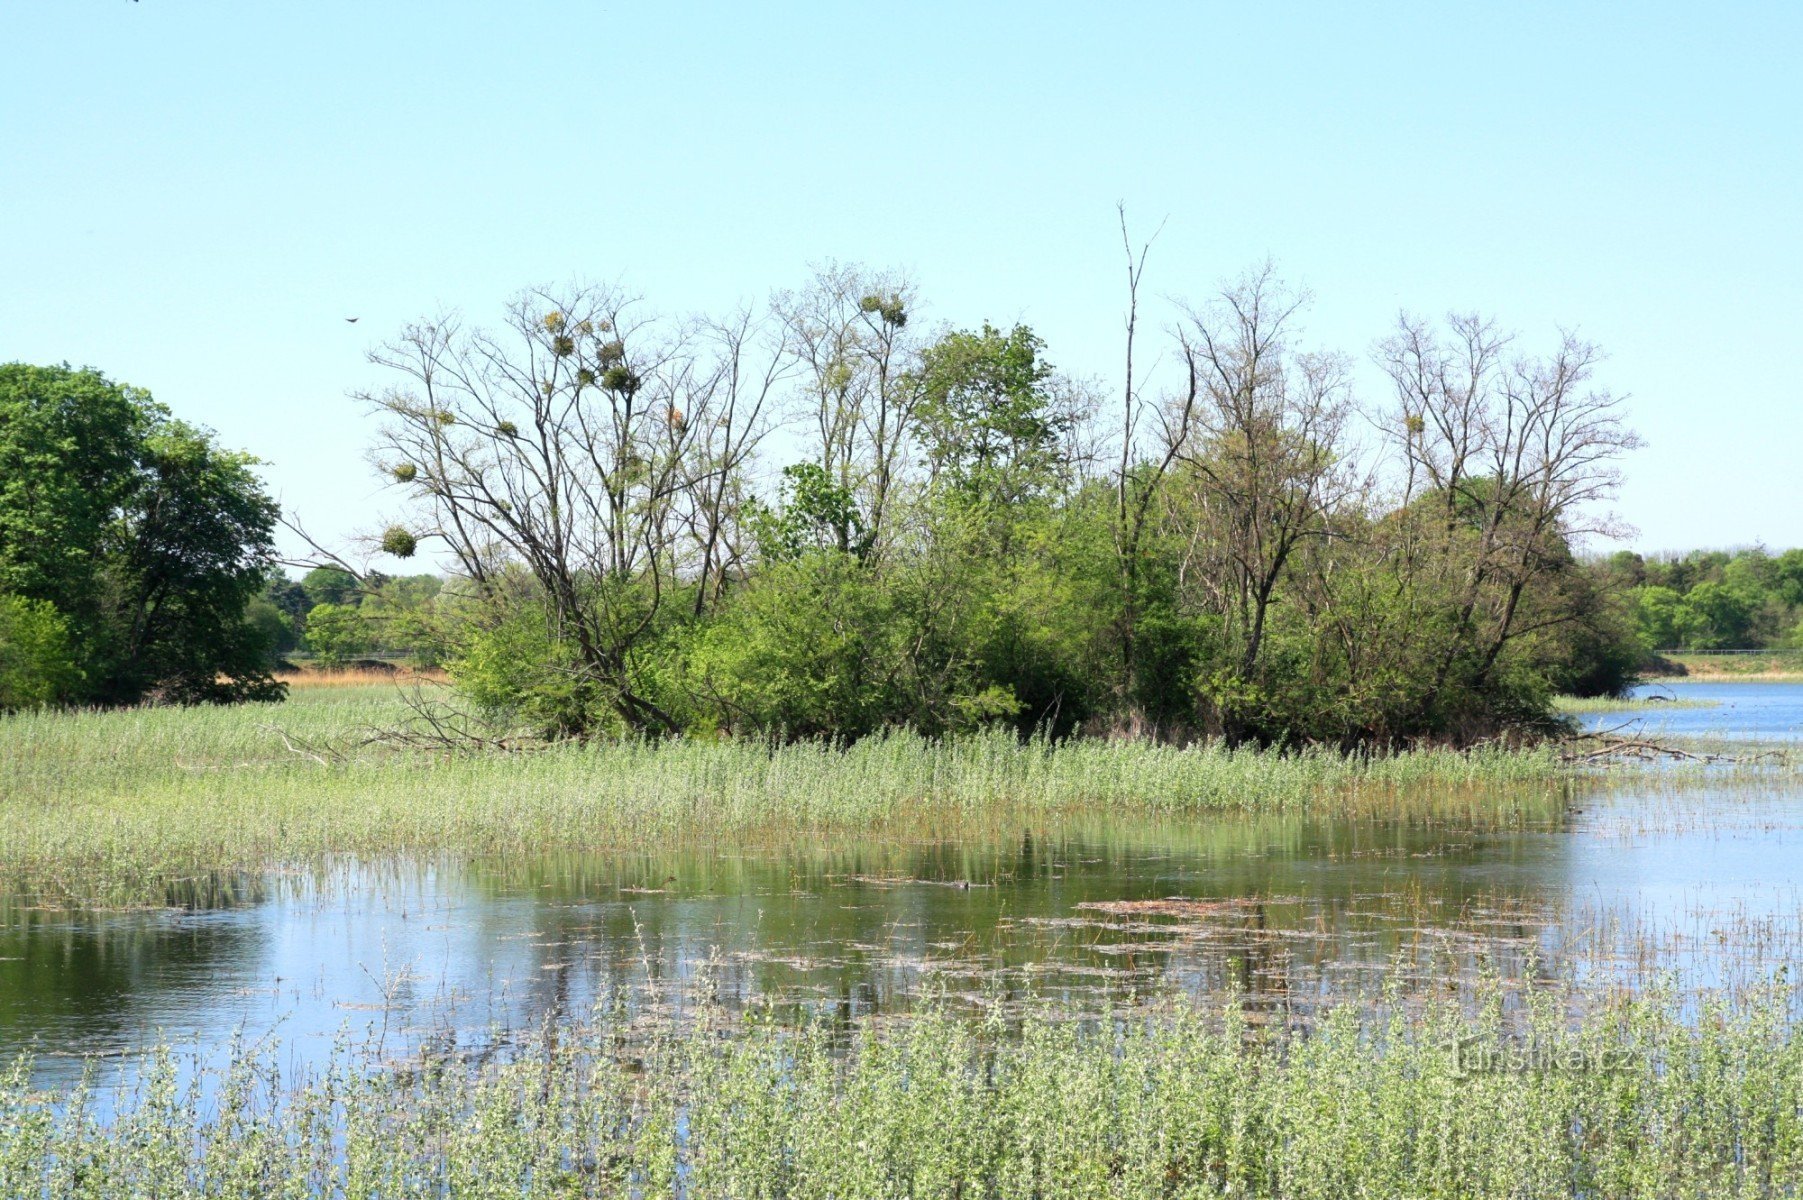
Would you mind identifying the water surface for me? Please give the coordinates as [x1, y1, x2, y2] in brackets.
[4, 682, 1801, 1088]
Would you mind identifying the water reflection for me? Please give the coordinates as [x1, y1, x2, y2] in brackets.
[4, 758, 1803, 1089]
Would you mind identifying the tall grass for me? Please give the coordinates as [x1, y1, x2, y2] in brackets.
[0, 687, 1573, 908]
[4, 983, 1801, 1198]
[1552, 693, 1718, 713]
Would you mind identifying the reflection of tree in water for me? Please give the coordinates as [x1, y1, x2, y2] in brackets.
[0, 808, 1591, 1088]
[0, 881, 269, 1057]
[455, 807, 1576, 1025]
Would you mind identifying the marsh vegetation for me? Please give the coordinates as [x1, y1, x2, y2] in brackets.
[2, 679, 1803, 1195]
[6, 982, 1803, 1198]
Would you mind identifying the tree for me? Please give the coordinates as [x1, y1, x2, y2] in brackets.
[0, 594, 80, 710]
[914, 322, 1085, 510]
[0, 364, 142, 656]
[1679, 580, 1754, 650]
[353, 286, 758, 735]
[0, 364, 283, 705]
[772, 264, 921, 557]
[751, 463, 868, 562]
[300, 566, 360, 608]
[302, 601, 373, 667]
[1631, 586, 1692, 652]
[1172, 268, 1354, 689]
[1378, 314, 1641, 708]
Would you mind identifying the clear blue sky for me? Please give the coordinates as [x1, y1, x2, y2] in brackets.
[3, 1, 1799, 561]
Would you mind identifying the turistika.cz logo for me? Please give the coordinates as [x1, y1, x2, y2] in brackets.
[1448, 1036, 1636, 1079]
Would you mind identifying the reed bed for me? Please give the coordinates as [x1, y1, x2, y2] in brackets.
[5, 983, 1802, 1198]
[0, 688, 1576, 908]
[1552, 693, 1719, 713]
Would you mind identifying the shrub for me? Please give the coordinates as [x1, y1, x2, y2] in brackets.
[0, 594, 79, 710]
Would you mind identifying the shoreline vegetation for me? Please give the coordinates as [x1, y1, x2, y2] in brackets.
[1551, 693, 1719, 713]
[1, 683, 1578, 911]
[1647, 651, 1803, 683]
[5, 984, 1802, 1197]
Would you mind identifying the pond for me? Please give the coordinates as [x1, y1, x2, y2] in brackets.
[3, 682, 1801, 1089]
[1574, 679, 1803, 742]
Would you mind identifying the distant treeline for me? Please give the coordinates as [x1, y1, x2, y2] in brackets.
[0, 257, 1700, 746]
[255, 567, 443, 667]
[1594, 547, 1803, 653]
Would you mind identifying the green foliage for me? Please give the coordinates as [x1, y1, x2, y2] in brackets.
[0, 594, 79, 710]
[345, 287, 1647, 748]
[685, 551, 1018, 738]
[299, 566, 359, 608]
[751, 463, 869, 561]
[0, 364, 282, 705]
[241, 595, 298, 660]
[449, 601, 620, 738]
[0, 365, 141, 628]
[301, 601, 372, 667]
[914, 323, 1077, 507]
[1615, 546, 1803, 651]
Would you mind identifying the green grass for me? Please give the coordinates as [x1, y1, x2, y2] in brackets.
[1553, 693, 1720, 713]
[1651, 651, 1803, 682]
[5, 983, 1801, 1198]
[0, 684, 1574, 908]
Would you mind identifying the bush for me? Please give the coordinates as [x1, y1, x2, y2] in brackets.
[0, 594, 80, 710]
[450, 605, 618, 738]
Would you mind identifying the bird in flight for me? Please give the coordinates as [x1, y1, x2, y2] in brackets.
[344, 317, 360, 324]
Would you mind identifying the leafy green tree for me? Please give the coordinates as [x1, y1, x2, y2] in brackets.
[260, 574, 311, 623]
[0, 364, 282, 704]
[914, 323, 1080, 508]
[1623, 546, 1803, 651]
[242, 595, 299, 660]
[360, 574, 448, 665]
[111, 421, 286, 701]
[300, 567, 360, 609]
[1678, 580, 1755, 650]
[0, 364, 142, 655]
[302, 602, 373, 667]
[751, 464, 869, 562]
[0, 594, 80, 710]
[1631, 586, 1692, 652]
[1777, 550, 1803, 609]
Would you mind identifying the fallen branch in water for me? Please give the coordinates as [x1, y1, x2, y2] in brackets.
[1561, 736, 1710, 764]
[1559, 728, 1792, 767]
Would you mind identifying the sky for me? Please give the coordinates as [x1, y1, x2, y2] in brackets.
[3, 1, 1799, 565]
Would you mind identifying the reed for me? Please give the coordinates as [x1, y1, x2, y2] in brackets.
[0, 687, 1575, 908]
[1552, 693, 1718, 713]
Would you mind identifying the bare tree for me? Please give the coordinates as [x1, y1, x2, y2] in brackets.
[1109, 205, 1189, 693]
[1378, 313, 1641, 694]
[358, 284, 739, 735]
[1172, 266, 1354, 682]
[772, 262, 921, 557]
[681, 308, 787, 614]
